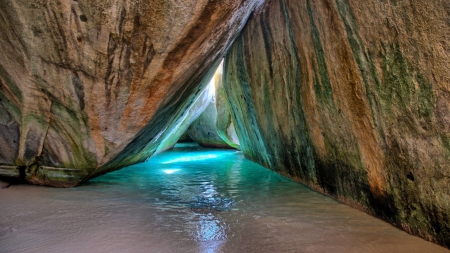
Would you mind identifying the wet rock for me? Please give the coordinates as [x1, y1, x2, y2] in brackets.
[0, 0, 264, 186]
[224, 0, 450, 247]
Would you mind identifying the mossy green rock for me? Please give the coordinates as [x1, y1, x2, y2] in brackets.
[224, 0, 450, 247]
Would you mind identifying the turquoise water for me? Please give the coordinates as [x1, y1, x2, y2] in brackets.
[0, 143, 448, 253]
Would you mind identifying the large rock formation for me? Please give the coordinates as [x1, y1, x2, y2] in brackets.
[188, 99, 233, 149]
[224, 0, 450, 247]
[187, 63, 240, 149]
[1, 0, 449, 248]
[215, 62, 241, 150]
[0, 0, 264, 186]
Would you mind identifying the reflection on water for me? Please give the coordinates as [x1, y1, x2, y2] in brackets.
[0, 143, 448, 253]
[161, 154, 220, 164]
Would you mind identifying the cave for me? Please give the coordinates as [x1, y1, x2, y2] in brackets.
[0, 0, 449, 251]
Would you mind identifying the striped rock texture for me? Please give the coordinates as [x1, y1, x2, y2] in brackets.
[224, 0, 450, 247]
[0, 0, 263, 186]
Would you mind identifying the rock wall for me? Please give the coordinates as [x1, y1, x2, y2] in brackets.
[224, 0, 450, 247]
[188, 99, 232, 149]
[188, 62, 240, 149]
[0, 0, 264, 186]
[215, 62, 241, 150]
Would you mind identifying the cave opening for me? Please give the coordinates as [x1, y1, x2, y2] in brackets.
[0, 0, 448, 250]
[170, 59, 240, 153]
[0, 61, 446, 253]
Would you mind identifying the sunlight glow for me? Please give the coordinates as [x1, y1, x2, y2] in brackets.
[161, 154, 219, 164]
[163, 169, 181, 174]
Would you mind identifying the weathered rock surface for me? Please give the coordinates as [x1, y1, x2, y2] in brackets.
[188, 63, 240, 149]
[215, 62, 241, 150]
[224, 0, 450, 247]
[188, 99, 232, 149]
[0, 0, 263, 186]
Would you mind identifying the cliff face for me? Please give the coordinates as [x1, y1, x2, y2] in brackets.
[0, 0, 264, 186]
[224, 0, 450, 247]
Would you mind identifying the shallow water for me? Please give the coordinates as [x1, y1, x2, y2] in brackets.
[0, 143, 448, 253]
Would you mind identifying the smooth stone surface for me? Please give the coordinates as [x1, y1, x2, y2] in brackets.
[0, 0, 264, 186]
[188, 100, 233, 149]
[215, 61, 241, 149]
[1, 143, 448, 253]
[188, 62, 239, 149]
[224, 0, 450, 247]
